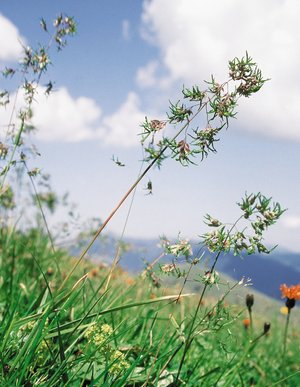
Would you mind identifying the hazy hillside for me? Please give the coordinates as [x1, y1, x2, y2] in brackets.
[217, 252, 300, 299]
[69, 234, 300, 301]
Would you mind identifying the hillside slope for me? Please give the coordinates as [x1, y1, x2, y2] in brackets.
[69, 234, 300, 301]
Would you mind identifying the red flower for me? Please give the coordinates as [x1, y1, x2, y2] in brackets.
[280, 284, 300, 300]
[243, 318, 251, 329]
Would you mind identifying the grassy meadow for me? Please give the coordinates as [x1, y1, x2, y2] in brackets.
[0, 226, 299, 386]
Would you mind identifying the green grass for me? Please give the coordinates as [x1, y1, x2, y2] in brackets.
[0, 226, 299, 386]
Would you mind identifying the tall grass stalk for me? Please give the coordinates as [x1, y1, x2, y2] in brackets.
[282, 305, 292, 368]
[175, 214, 244, 381]
[59, 110, 201, 291]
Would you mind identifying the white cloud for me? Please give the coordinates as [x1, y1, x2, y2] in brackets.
[281, 215, 300, 229]
[136, 60, 159, 88]
[97, 92, 145, 147]
[141, 0, 300, 142]
[0, 86, 145, 147]
[0, 14, 25, 61]
[32, 87, 101, 142]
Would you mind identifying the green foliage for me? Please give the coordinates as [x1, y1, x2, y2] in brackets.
[140, 52, 268, 167]
[0, 228, 299, 385]
[0, 13, 76, 202]
[202, 192, 285, 255]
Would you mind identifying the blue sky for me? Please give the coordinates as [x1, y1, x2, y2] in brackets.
[1, 0, 300, 253]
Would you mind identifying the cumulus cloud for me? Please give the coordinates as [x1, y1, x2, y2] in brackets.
[281, 215, 300, 229]
[0, 13, 25, 61]
[32, 87, 101, 142]
[0, 86, 145, 147]
[140, 0, 300, 142]
[97, 92, 145, 147]
[136, 60, 159, 88]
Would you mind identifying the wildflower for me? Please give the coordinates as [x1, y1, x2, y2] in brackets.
[0, 142, 8, 159]
[177, 139, 191, 159]
[280, 306, 289, 315]
[101, 324, 113, 335]
[202, 228, 231, 253]
[84, 323, 113, 347]
[109, 350, 130, 376]
[125, 277, 135, 286]
[150, 119, 166, 131]
[243, 318, 251, 330]
[168, 239, 193, 258]
[223, 240, 231, 250]
[204, 214, 222, 227]
[84, 323, 97, 341]
[46, 267, 54, 276]
[280, 283, 300, 302]
[280, 283, 300, 311]
[280, 283, 300, 363]
[36, 339, 50, 364]
[161, 263, 176, 273]
[20, 321, 36, 333]
[202, 270, 219, 285]
[88, 267, 99, 278]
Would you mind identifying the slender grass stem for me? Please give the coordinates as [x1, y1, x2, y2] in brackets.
[104, 156, 144, 291]
[59, 108, 203, 292]
[175, 215, 244, 382]
[22, 161, 58, 264]
[249, 309, 253, 337]
[176, 259, 195, 302]
[175, 250, 222, 381]
[221, 327, 270, 386]
[0, 119, 25, 191]
[1, 30, 58, 193]
[282, 308, 291, 366]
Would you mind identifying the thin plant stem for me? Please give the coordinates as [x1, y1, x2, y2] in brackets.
[282, 308, 291, 365]
[0, 30, 58, 192]
[1, 119, 25, 191]
[58, 108, 203, 292]
[175, 250, 222, 381]
[104, 156, 145, 291]
[144, 328, 167, 387]
[176, 260, 195, 302]
[175, 214, 244, 382]
[58, 151, 160, 292]
[22, 161, 56, 254]
[221, 328, 270, 386]
[248, 308, 253, 337]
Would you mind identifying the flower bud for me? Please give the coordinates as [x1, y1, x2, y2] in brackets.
[285, 298, 296, 310]
[246, 294, 254, 311]
[263, 322, 271, 334]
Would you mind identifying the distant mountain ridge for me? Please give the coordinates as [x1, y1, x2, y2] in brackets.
[217, 252, 300, 299]
[69, 234, 300, 301]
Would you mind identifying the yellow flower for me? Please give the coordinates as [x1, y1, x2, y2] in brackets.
[109, 350, 129, 376]
[280, 306, 289, 315]
[101, 324, 113, 335]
